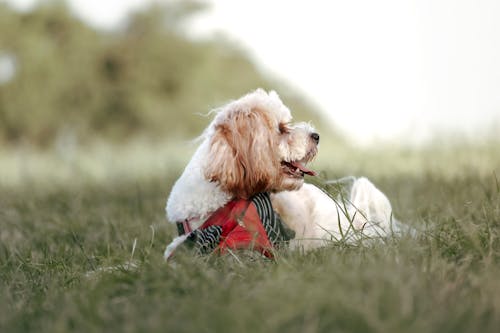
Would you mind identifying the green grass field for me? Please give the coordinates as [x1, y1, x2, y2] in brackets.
[1, 141, 499, 332]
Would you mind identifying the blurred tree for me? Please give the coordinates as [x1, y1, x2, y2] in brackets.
[0, 1, 330, 147]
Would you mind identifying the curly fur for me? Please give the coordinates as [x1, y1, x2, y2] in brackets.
[166, 89, 318, 229]
[165, 88, 407, 253]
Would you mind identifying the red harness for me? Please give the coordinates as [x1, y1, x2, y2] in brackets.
[196, 198, 274, 257]
[178, 199, 273, 258]
[169, 193, 293, 259]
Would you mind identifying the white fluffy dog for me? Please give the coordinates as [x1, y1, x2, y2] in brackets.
[165, 89, 401, 257]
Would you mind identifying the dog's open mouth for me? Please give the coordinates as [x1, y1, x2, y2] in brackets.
[281, 160, 317, 178]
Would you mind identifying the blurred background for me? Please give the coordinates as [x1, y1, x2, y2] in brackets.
[0, 0, 499, 186]
[3, 3, 500, 331]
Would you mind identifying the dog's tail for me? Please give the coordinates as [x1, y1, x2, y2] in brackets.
[164, 234, 189, 260]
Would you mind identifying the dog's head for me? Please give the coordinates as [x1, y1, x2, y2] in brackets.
[203, 89, 319, 199]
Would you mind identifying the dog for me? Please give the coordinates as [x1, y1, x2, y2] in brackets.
[164, 89, 403, 257]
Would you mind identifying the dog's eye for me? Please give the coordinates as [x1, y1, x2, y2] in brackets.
[279, 123, 290, 134]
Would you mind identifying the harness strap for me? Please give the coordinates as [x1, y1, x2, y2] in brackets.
[177, 220, 193, 235]
[169, 193, 295, 258]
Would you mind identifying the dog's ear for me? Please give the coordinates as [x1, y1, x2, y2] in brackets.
[204, 108, 280, 199]
[204, 122, 246, 197]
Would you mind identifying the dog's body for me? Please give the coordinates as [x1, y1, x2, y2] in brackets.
[165, 89, 401, 257]
[271, 178, 402, 250]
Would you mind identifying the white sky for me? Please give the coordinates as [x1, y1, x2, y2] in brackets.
[4, 0, 500, 145]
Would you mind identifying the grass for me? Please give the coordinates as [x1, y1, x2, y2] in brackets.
[1, 140, 500, 332]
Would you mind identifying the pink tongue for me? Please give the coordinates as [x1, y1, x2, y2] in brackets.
[290, 161, 317, 176]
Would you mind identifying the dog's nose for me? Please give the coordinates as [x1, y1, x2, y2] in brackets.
[311, 132, 320, 144]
